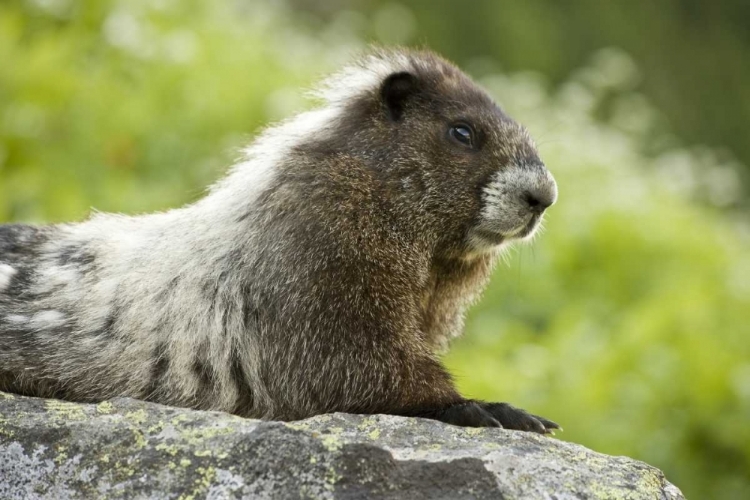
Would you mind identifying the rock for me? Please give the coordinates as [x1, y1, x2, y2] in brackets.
[0, 392, 683, 500]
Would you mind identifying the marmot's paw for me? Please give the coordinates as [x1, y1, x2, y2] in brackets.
[426, 401, 502, 428]
[480, 402, 561, 435]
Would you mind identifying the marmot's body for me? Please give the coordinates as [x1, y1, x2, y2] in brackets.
[0, 49, 558, 431]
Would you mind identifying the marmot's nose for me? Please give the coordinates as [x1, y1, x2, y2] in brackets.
[522, 189, 555, 214]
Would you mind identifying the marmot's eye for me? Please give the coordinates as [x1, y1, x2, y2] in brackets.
[449, 125, 474, 148]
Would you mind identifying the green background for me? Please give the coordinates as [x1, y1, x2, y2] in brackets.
[1, 1, 748, 497]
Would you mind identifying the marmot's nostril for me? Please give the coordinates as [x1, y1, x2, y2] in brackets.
[523, 191, 552, 213]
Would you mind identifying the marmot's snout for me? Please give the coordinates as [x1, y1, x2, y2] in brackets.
[471, 162, 557, 249]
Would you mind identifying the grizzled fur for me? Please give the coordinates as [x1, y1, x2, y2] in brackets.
[0, 49, 559, 431]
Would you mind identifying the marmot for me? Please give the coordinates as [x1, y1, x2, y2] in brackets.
[0, 48, 559, 432]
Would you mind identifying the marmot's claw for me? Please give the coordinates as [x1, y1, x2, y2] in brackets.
[479, 402, 560, 435]
[532, 414, 562, 433]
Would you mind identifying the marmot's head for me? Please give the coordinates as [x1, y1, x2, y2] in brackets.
[307, 48, 557, 256]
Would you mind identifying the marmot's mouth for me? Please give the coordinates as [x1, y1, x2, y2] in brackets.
[516, 214, 542, 240]
[471, 215, 541, 247]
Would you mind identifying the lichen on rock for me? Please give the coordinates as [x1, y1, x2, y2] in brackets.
[0, 392, 684, 499]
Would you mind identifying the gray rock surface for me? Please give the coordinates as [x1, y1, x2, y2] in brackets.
[0, 392, 684, 499]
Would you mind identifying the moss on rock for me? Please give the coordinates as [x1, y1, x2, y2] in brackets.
[0, 392, 684, 499]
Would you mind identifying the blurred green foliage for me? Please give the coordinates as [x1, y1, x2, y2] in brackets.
[1, 1, 749, 498]
[0, 0, 323, 221]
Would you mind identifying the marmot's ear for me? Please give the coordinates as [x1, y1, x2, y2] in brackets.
[381, 72, 419, 122]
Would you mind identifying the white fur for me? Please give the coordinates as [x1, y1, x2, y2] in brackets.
[29, 310, 66, 330]
[0, 264, 16, 292]
[312, 50, 412, 106]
